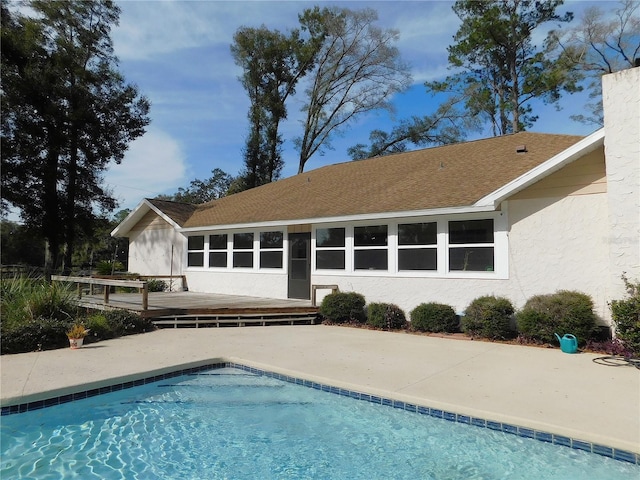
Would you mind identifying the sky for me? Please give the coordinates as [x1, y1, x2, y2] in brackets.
[101, 0, 611, 214]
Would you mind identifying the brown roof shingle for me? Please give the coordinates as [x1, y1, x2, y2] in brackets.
[147, 198, 197, 227]
[178, 132, 583, 229]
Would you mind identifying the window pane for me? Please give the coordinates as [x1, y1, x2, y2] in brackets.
[233, 251, 253, 268]
[316, 228, 345, 247]
[398, 249, 437, 270]
[449, 219, 494, 244]
[354, 225, 388, 246]
[233, 233, 254, 249]
[260, 231, 283, 249]
[316, 250, 345, 270]
[209, 234, 227, 250]
[209, 252, 226, 268]
[188, 236, 204, 250]
[398, 223, 436, 245]
[354, 249, 388, 270]
[449, 247, 494, 271]
[260, 251, 283, 268]
[187, 252, 204, 267]
[291, 238, 308, 259]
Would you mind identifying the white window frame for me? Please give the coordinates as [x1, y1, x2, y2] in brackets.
[259, 231, 285, 270]
[186, 235, 205, 268]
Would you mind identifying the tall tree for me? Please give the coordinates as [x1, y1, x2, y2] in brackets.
[231, 26, 319, 190]
[296, 7, 411, 172]
[1, 1, 150, 275]
[427, 0, 581, 135]
[548, 0, 640, 125]
[157, 168, 234, 204]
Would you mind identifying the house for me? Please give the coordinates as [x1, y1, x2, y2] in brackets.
[112, 67, 639, 326]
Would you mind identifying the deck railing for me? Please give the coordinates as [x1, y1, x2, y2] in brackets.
[51, 275, 149, 310]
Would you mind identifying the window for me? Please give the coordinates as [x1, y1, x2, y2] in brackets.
[233, 233, 254, 268]
[316, 227, 345, 269]
[398, 222, 437, 270]
[259, 231, 283, 269]
[448, 219, 494, 271]
[354, 225, 387, 270]
[187, 235, 204, 267]
[208, 234, 227, 268]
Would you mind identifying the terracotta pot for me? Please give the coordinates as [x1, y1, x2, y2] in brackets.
[69, 337, 84, 349]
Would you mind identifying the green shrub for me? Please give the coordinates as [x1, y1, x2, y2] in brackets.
[1, 318, 69, 354]
[410, 303, 458, 333]
[96, 260, 125, 275]
[146, 279, 167, 292]
[366, 303, 407, 330]
[610, 275, 640, 357]
[516, 290, 598, 345]
[462, 296, 515, 340]
[103, 309, 155, 335]
[319, 292, 366, 324]
[85, 313, 117, 341]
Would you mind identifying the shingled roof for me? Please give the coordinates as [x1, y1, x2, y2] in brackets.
[148, 132, 585, 230]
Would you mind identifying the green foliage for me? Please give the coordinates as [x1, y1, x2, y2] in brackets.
[516, 290, 598, 345]
[319, 292, 366, 324]
[96, 260, 125, 275]
[462, 296, 515, 340]
[157, 168, 233, 203]
[410, 303, 459, 333]
[1, 318, 69, 354]
[103, 309, 155, 335]
[366, 303, 407, 330]
[610, 275, 640, 357]
[146, 279, 167, 292]
[85, 313, 117, 341]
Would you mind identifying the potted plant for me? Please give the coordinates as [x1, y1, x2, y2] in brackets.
[66, 323, 90, 349]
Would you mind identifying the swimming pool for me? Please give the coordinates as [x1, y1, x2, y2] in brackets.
[1, 366, 638, 479]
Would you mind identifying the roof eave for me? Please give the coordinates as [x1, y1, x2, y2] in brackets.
[178, 204, 497, 233]
[474, 129, 605, 209]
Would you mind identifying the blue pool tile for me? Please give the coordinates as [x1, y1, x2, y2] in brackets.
[360, 393, 371, 402]
[43, 397, 59, 408]
[487, 421, 502, 431]
[443, 412, 456, 422]
[370, 396, 382, 404]
[382, 398, 393, 407]
[534, 431, 553, 443]
[572, 440, 592, 453]
[502, 424, 518, 435]
[392, 400, 405, 410]
[592, 444, 614, 458]
[552, 435, 572, 447]
[517, 427, 535, 439]
[471, 418, 486, 427]
[613, 449, 638, 464]
[430, 409, 443, 418]
[456, 415, 471, 425]
[349, 391, 360, 400]
[404, 403, 417, 413]
[417, 406, 429, 415]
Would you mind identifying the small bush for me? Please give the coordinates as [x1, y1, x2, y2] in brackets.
[367, 303, 407, 330]
[96, 260, 125, 275]
[610, 275, 640, 357]
[1, 318, 69, 354]
[320, 292, 366, 324]
[462, 296, 515, 340]
[103, 309, 155, 335]
[146, 279, 167, 292]
[516, 290, 598, 345]
[85, 313, 117, 341]
[410, 303, 458, 333]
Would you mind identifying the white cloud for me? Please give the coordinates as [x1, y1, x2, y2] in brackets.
[104, 128, 189, 210]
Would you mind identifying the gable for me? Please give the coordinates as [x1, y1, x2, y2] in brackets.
[129, 209, 173, 233]
[508, 146, 606, 200]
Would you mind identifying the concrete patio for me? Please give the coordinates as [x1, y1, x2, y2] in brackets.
[1, 325, 638, 456]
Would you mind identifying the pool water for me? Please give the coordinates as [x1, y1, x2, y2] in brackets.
[1, 367, 637, 479]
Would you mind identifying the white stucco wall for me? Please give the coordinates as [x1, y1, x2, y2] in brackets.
[186, 270, 288, 299]
[602, 67, 640, 299]
[128, 227, 185, 277]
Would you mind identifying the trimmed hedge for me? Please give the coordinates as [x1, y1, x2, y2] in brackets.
[516, 290, 598, 345]
[610, 276, 640, 357]
[410, 303, 458, 333]
[320, 292, 366, 324]
[462, 296, 515, 340]
[367, 303, 407, 330]
[147, 279, 167, 292]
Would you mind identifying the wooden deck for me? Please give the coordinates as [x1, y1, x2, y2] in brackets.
[77, 291, 319, 327]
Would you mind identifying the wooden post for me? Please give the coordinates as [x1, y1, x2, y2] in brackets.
[104, 285, 110, 304]
[77, 282, 82, 299]
[142, 283, 148, 310]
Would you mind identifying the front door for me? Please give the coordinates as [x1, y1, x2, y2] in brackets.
[288, 233, 311, 299]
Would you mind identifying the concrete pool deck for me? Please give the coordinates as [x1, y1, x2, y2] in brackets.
[1, 325, 638, 455]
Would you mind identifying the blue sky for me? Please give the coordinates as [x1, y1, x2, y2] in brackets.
[104, 0, 609, 213]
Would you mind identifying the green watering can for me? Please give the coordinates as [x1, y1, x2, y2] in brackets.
[555, 333, 578, 354]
